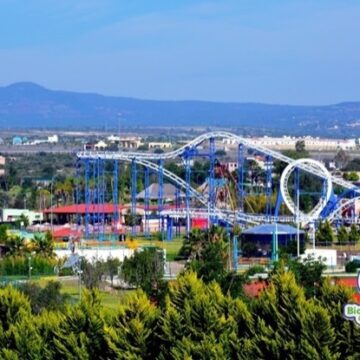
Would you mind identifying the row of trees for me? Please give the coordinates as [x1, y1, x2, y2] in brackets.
[0, 267, 359, 359]
[317, 221, 360, 244]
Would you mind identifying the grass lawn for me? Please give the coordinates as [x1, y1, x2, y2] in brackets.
[2, 275, 134, 311]
[135, 236, 184, 261]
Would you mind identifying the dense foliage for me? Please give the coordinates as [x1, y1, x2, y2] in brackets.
[0, 267, 358, 359]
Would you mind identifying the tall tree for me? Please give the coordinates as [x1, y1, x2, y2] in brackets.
[348, 224, 360, 243]
[316, 221, 335, 244]
[295, 139, 306, 153]
[337, 225, 349, 244]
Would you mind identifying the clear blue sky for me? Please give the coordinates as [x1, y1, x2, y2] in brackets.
[0, 0, 359, 104]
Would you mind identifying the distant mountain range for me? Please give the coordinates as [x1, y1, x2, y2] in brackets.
[0, 82, 360, 136]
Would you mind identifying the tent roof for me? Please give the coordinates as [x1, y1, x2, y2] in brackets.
[136, 183, 184, 200]
[243, 223, 304, 235]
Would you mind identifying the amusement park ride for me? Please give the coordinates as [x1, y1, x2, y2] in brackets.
[75, 131, 360, 245]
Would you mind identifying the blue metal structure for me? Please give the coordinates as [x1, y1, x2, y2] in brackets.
[84, 159, 91, 238]
[184, 153, 192, 235]
[158, 159, 164, 236]
[131, 159, 137, 235]
[265, 155, 273, 217]
[75, 159, 81, 227]
[237, 143, 246, 212]
[208, 137, 216, 224]
[144, 166, 150, 237]
[112, 160, 119, 236]
[76, 131, 360, 241]
[232, 235, 238, 271]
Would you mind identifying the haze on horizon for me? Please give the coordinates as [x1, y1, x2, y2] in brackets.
[0, 0, 359, 106]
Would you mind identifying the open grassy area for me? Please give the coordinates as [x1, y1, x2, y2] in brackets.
[135, 236, 184, 261]
[0, 275, 133, 311]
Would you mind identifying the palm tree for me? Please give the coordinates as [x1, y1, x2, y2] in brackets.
[32, 232, 55, 259]
[5, 235, 27, 257]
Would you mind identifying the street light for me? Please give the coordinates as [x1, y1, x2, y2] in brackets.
[28, 251, 36, 280]
[50, 176, 56, 231]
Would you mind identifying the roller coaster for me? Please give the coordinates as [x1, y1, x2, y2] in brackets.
[76, 131, 360, 238]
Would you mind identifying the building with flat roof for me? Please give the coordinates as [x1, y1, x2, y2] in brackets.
[0, 208, 43, 224]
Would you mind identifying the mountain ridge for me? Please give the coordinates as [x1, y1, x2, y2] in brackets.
[0, 82, 359, 136]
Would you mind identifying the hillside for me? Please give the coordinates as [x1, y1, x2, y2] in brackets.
[0, 82, 360, 136]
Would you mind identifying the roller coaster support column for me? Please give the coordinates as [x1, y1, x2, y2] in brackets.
[232, 235, 238, 272]
[237, 143, 245, 212]
[131, 159, 137, 236]
[112, 160, 119, 238]
[274, 190, 283, 218]
[84, 159, 90, 238]
[75, 159, 81, 227]
[271, 223, 279, 262]
[93, 159, 98, 233]
[158, 159, 164, 238]
[209, 137, 216, 225]
[265, 155, 273, 218]
[175, 185, 180, 237]
[185, 155, 191, 236]
[166, 216, 173, 241]
[294, 167, 300, 257]
[144, 167, 150, 238]
[98, 158, 105, 240]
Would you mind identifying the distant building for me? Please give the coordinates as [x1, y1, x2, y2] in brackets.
[12, 136, 22, 145]
[47, 134, 58, 143]
[107, 135, 142, 149]
[222, 136, 358, 151]
[0, 137, 4, 145]
[148, 142, 172, 149]
[94, 140, 108, 150]
[0, 209, 43, 224]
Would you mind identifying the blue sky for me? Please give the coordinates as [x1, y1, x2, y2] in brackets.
[0, 0, 359, 104]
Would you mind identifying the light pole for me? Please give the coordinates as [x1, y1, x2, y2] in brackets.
[28, 251, 35, 280]
[50, 176, 56, 231]
[28, 254, 32, 280]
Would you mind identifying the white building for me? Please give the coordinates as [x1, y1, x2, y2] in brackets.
[107, 135, 142, 148]
[222, 136, 358, 151]
[94, 140, 108, 150]
[47, 134, 58, 143]
[149, 142, 172, 149]
[0, 209, 43, 224]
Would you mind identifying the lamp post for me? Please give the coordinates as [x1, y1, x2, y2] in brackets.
[50, 176, 56, 232]
[28, 251, 35, 280]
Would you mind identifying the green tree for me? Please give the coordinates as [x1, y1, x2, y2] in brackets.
[253, 269, 336, 359]
[19, 281, 68, 314]
[337, 225, 349, 244]
[287, 256, 326, 298]
[317, 279, 360, 357]
[106, 290, 159, 359]
[295, 139, 306, 153]
[158, 271, 256, 359]
[106, 257, 120, 286]
[120, 248, 164, 297]
[0, 286, 31, 332]
[343, 172, 359, 181]
[51, 290, 110, 360]
[334, 149, 349, 169]
[4, 235, 27, 257]
[32, 231, 55, 258]
[0, 224, 8, 242]
[81, 259, 106, 290]
[316, 221, 335, 244]
[348, 224, 360, 243]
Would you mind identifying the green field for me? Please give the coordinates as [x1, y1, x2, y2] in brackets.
[135, 236, 184, 261]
